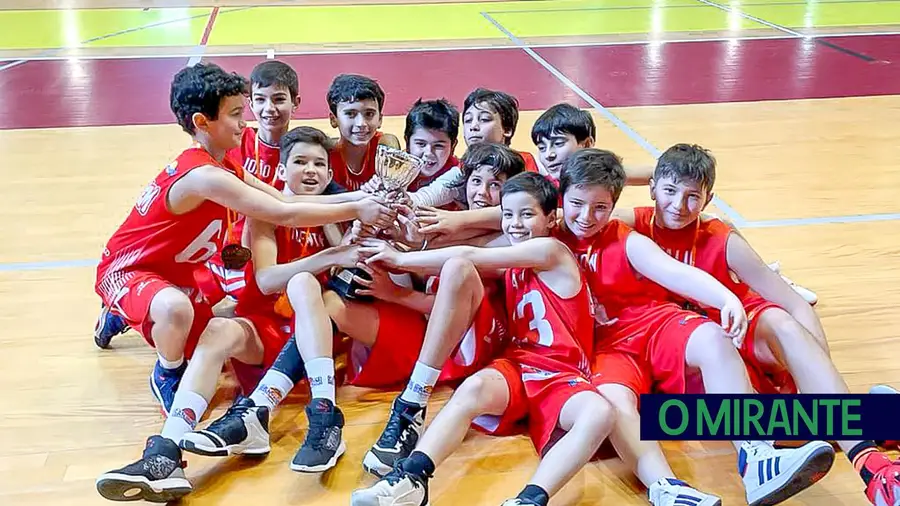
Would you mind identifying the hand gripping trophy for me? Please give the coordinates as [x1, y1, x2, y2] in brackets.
[327, 145, 424, 300]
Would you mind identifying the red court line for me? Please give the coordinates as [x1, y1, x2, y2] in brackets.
[200, 7, 219, 47]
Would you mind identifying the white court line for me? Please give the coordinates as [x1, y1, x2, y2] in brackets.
[3, 31, 900, 63]
[695, 0, 806, 38]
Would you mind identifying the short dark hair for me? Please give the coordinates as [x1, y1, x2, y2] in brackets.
[559, 148, 626, 203]
[455, 142, 525, 187]
[279, 126, 334, 166]
[170, 63, 248, 135]
[404, 98, 459, 145]
[249, 60, 299, 100]
[654, 143, 717, 193]
[501, 172, 559, 215]
[531, 103, 595, 145]
[326, 74, 386, 115]
[463, 88, 519, 145]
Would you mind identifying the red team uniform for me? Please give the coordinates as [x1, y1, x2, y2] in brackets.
[329, 132, 382, 192]
[346, 274, 507, 388]
[199, 127, 285, 304]
[473, 265, 596, 455]
[631, 207, 795, 394]
[95, 147, 244, 358]
[519, 151, 540, 174]
[557, 221, 718, 397]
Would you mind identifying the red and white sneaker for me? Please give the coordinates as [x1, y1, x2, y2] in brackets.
[862, 453, 900, 506]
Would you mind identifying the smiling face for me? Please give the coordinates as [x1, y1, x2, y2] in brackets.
[331, 98, 382, 147]
[501, 190, 554, 244]
[407, 127, 454, 178]
[649, 175, 712, 229]
[536, 132, 590, 180]
[561, 183, 616, 240]
[283, 141, 332, 195]
[195, 94, 247, 153]
[465, 164, 507, 210]
[250, 83, 298, 139]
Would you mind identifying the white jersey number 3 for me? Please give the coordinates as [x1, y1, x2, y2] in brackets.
[175, 220, 223, 264]
[516, 290, 554, 346]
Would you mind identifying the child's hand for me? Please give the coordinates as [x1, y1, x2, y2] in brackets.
[359, 238, 401, 269]
[720, 296, 748, 348]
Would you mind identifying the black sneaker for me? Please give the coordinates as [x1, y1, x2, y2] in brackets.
[290, 398, 346, 473]
[362, 397, 425, 477]
[180, 396, 270, 457]
[96, 435, 191, 502]
[351, 462, 430, 506]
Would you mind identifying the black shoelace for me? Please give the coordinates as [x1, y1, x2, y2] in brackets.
[206, 401, 252, 434]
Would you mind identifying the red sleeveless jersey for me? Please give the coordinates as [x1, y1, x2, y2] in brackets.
[519, 150, 539, 174]
[632, 206, 752, 305]
[556, 221, 670, 321]
[96, 147, 243, 300]
[235, 225, 328, 318]
[224, 127, 285, 241]
[504, 265, 594, 376]
[330, 131, 383, 191]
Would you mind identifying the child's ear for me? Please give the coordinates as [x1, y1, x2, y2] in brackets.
[192, 112, 209, 133]
[292, 95, 301, 112]
[648, 177, 657, 201]
[329, 113, 338, 129]
[581, 136, 595, 148]
[703, 191, 714, 210]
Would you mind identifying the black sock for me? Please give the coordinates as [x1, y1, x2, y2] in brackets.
[400, 451, 435, 479]
[517, 484, 549, 506]
[271, 335, 306, 383]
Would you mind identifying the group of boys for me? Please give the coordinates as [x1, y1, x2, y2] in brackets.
[90, 59, 900, 506]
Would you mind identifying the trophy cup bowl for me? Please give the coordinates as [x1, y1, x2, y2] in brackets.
[327, 145, 424, 300]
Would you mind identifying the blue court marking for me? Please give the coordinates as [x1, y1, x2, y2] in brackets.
[480, 10, 748, 227]
[741, 212, 900, 228]
[0, 258, 98, 272]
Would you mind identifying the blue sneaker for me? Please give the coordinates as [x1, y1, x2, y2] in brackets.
[150, 360, 188, 416]
[94, 304, 129, 349]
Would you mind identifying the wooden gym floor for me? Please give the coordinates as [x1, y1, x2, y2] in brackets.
[2, 0, 900, 505]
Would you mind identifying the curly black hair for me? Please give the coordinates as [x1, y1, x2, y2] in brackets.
[170, 63, 249, 135]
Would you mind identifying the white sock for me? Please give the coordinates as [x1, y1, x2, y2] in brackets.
[249, 369, 295, 410]
[161, 390, 209, 443]
[305, 357, 335, 402]
[400, 361, 441, 406]
[157, 353, 184, 370]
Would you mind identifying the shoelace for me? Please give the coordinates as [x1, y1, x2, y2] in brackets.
[377, 409, 412, 448]
[303, 415, 334, 450]
[205, 401, 252, 434]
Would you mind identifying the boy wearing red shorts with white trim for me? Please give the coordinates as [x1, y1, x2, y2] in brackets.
[555, 148, 835, 506]
[628, 143, 900, 506]
[352, 172, 616, 506]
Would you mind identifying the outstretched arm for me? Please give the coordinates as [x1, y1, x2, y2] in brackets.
[179, 166, 392, 229]
[725, 233, 825, 343]
[625, 232, 747, 340]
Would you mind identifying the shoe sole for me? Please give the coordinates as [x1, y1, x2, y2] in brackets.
[870, 385, 899, 395]
[96, 474, 191, 503]
[362, 450, 393, 478]
[290, 441, 346, 473]
[350, 490, 431, 506]
[180, 438, 271, 458]
[94, 306, 115, 349]
[749, 443, 835, 506]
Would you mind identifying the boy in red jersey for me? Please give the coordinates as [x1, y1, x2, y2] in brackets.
[555, 148, 835, 506]
[95, 126, 367, 502]
[93, 63, 392, 417]
[93, 60, 306, 347]
[352, 172, 615, 506]
[342, 142, 523, 476]
[630, 143, 900, 506]
[327, 74, 401, 191]
[462, 87, 539, 171]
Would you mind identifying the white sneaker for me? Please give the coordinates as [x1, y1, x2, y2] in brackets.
[769, 262, 818, 306]
[180, 397, 271, 457]
[351, 468, 428, 506]
[740, 441, 834, 506]
[649, 478, 721, 506]
[870, 385, 899, 395]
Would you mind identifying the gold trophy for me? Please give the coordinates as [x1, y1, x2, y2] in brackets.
[328, 145, 424, 300]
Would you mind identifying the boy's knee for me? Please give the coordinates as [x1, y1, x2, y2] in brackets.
[686, 322, 740, 367]
[596, 384, 639, 417]
[151, 289, 194, 329]
[440, 257, 479, 286]
[197, 317, 246, 356]
[286, 272, 321, 304]
[452, 374, 499, 413]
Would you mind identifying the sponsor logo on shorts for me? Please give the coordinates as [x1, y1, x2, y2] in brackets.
[679, 314, 704, 325]
[165, 161, 178, 176]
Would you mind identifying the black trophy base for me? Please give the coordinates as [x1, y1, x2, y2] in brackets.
[327, 267, 373, 302]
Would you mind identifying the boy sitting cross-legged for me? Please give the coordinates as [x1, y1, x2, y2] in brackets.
[352, 171, 616, 506]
